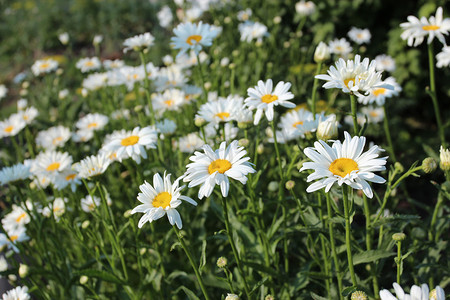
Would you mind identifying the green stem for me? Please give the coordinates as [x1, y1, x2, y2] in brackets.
[396, 240, 402, 284]
[427, 43, 446, 148]
[342, 185, 357, 287]
[221, 195, 251, 299]
[326, 193, 343, 300]
[363, 195, 379, 297]
[311, 62, 322, 118]
[428, 192, 444, 242]
[350, 94, 359, 136]
[270, 121, 284, 181]
[139, 51, 156, 125]
[224, 267, 235, 294]
[318, 193, 331, 297]
[173, 226, 210, 300]
[196, 53, 207, 102]
[383, 104, 397, 162]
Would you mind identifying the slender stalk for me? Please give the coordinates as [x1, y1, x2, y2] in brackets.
[383, 104, 397, 162]
[350, 94, 359, 136]
[326, 193, 343, 300]
[173, 226, 210, 300]
[363, 195, 379, 297]
[270, 121, 284, 181]
[196, 53, 208, 102]
[224, 267, 235, 294]
[318, 193, 331, 297]
[396, 240, 402, 284]
[429, 192, 444, 242]
[427, 43, 446, 148]
[342, 185, 357, 286]
[311, 62, 322, 118]
[139, 51, 156, 125]
[221, 195, 251, 299]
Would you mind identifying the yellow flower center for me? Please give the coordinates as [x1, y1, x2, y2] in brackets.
[53, 136, 63, 145]
[10, 235, 18, 242]
[429, 289, 437, 300]
[422, 25, 440, 31]
[85, 61, 95, 67]
[369, 111, 379, 117]
[344, 78, 355, 88]
[46, 162, 61, 172]
[373, 88, 386, 96]
[208, 159, 232, 174]
[261, 94, 278, 104]
[164, 100, 174, 107]
[15, 213, 27, 223]
[65, 174, 77, 181]
[23, 115, 29, 120]
[132, 74, 139, 80]
[329, 158, 359, 177]
[4, 125, 13, 133]
[152, 192, 172, 208]
[121, 135, 139, 146]
[186, 35, 202, 45]
[40, 62, 50, 69]
[215, 112, 230, 120]
[88, 122, 98, 128]
[292, 121, 304, 128]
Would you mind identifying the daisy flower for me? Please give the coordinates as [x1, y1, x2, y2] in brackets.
[238, 21, 268, 43]
[357, 77, 402, 106]
[123, 32, 155, 53]
[76, 113, 109, 132]
[58, 32, 69, 45]
[277, 108, 314, 140]
[103, 59, 125, 70]
[75, 153, 111, 179]
[361, 106, 384, 123]
[315, 54, 391, 97]
[196, 97, 240, 125]
[348, 27, 371, 44]
[295, 1, 316, 17]
[157, 6, 173, 28]
[102, 126, 158, 164]
[440, 145, 450, 171]
[0, 163, 31, 185]
[76, 57, 101, 73]
[205, 122, 239, 143]
[152, 89, 185, 114]
[156, 119, 177, 136]
[72, 129, 94, 143]
[132, 172, 197, 229]
[245, 79, 295, 125]
[237, 8, 252, 21]
[436, 46, 450, 68]
[31, 58, 59, 76]
[400, 7, 450, 47]
[80, 195, 101, 213]
[177, 133, 205, 153]
[53, 168, 81, 191]
[300, 131, 387, 198]
[375, 54, 396, 72]
[328, 38, 353, 58]
[0, 226, 29, 253]
[2, 204, 30, 233]
[35, 125, 71, 150]
[41, 198, 66, 221]
[31, 151, 73, 181]
[18, 106, 38, 124]
[0, 113, 26, 138]
[0, 84, 8, 101]
[379, 282, 445, 300]
[1, 286, 31, 300]
[82, 73, 108, 91]
[171, 21, 220, 57]
[183, 140, 256, 199]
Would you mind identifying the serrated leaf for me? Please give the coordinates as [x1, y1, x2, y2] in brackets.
[353, 250, 395, 265]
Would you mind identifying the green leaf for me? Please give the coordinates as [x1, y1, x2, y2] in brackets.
[177, 286, 201, 300]
[372, 214, 420, 227]
[250, 277, 269, 296]
[353, 250, 395, 265]
[342, 286, 358, 297]
[242, 260, 279, 278]
[72, 269, 123, 284]
[311, 292, 328, 300]
[198, 240, 207, 274]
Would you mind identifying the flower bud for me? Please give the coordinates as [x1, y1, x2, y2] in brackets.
[439, 146, 450, 171]
[392, 232, 406, 241]
[139, 248, 147, 255]
[351, 291, 368, 300]
[195, 117, 206, 127]
[93, 35, 103, 45]
[238, 139, 249, 147]
[442, 181, 450, 193]
[81, 220, 90, 229]
[422, 157, 437, 174]
[216, 256, 227, 268]
[265, 295, 275, 300]
[123, 209, 132, 218]
[285, 180, 295, 190]
[225, 294, 239, 300]
[79, 275, 89, 284]
[314, 42, 330, 63]
[316, 115, 338, 140]
[19, 264, 29, 278]
[273, 16, 282, 24]
[224, 16, 231, 24]
[204, 82, 212, 90]
[257, 144, 264, 154]
[268, 181, 279, 192]
[394, 162, 404, 173]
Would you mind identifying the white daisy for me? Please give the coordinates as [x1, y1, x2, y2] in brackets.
[205, 122, 239, 143]
[436, 46, 450, 68]
[0, 84, 7, 101]
[361, 106, 384, 123]
[103, 59, 125, 70]
[132, 172, 197, 229]
[82, 72, 108, 91]
[35, 125, 71, 150]
[31, 151, 73, 181]
[238, 21, 268, 43]
[102, 126, 158, 164]
[0, 113, 26, 138]
[1, 286, 30, 300]
[177, 133, 205, 153]
[375, 54, 396, 72]
[0, 226, 29, 253]
[18, 106, 38, 124]
[2, 204, 30, 233]
[53, 168, 81, 192]
[156, 119, 177, 135]
[315, 54, 392, 97]
[348, 27, 371, 44]
[277, 108, 314, 140]
[123, 32, 155, 53]
[17, 99, 27, 110]
[58, 89, 69, 100]
[300, 131, 387, 198]
[31, 58, 59, 76]
[75, 153, 111, 179]
[157, 6, 173, 28]
[76, 57, 101, 73]
[196, 97, 240, 125]
[41, 198, 66, 221]
[171, 21, 220, 57]
[295, 0, 316, 16]
[357, 77, 402, 106]
[237, 8, 252, 21]
[152, 89, 185, 114]
[245, 79, 295, 125]
[400, 7, 450, 47]
[72, 129, 94, 143]
[379, 282, 445, 300]
[80, 195, 101, 213]
[76, 113, 109, 132]
[0, 256, 7, 274]
[183, 140, 256, 199]
[328, 38, 353, 58]
[0, 163, 31, 185]
[58, 32, 69, 45]
[154, 65, 187, 91]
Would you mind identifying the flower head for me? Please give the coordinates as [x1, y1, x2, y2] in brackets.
[35, 125, 71, 150]
[300, 131, 387, 198]
[31, 59, 59, 76]
[76, 57, 101, 73]
[1, 286, 30, 300]
[379, 282, 445, 300]
[183, 140, 256, 199]
[357, 77, 401, 106]
[436, 46, 450, 68]
[171, 22, 219, 57]
[0, 113, 26, 138]
[348, 27, 371, 44]
[328, 38, 352, 58]
[245, 79, 295, 125]
[75, 153, 111, 179]
[132, 172, 197, 229]
[123, 32, 155, 53]
[439, 146, 450, 171]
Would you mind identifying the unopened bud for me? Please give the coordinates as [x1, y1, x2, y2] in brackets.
[268, 181, 279, 192]
[225, 294, 239, 300]
[139, 248, 147, 255]
[204, 82, 211, 90]
[134, 105, 143, 112]
[273, 16, 282, 24]
[217, 256, 227, 268]
[422, 157, 437, 174]
[81, 220, 90, 229]
[265, 295, 275, 300]
[195, 117, 206, 128]
[79, 275, 89, 284]
[439, 146, 450, 171]
[257, 144, 264, 155]
[238, 139, 249, 147]
[19, 264, 29, 278]
[224, 16, 231, 24]
[285, 180, 295, 190]
[316, 115, 338, 140]
[237, 121, 250, 129]
[351, 291, 368, 300]
[394, 162, 404, 173]
[123, 209, 132, 218]
[392, 232, 406, 242]
[314, 42, 330, 63]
